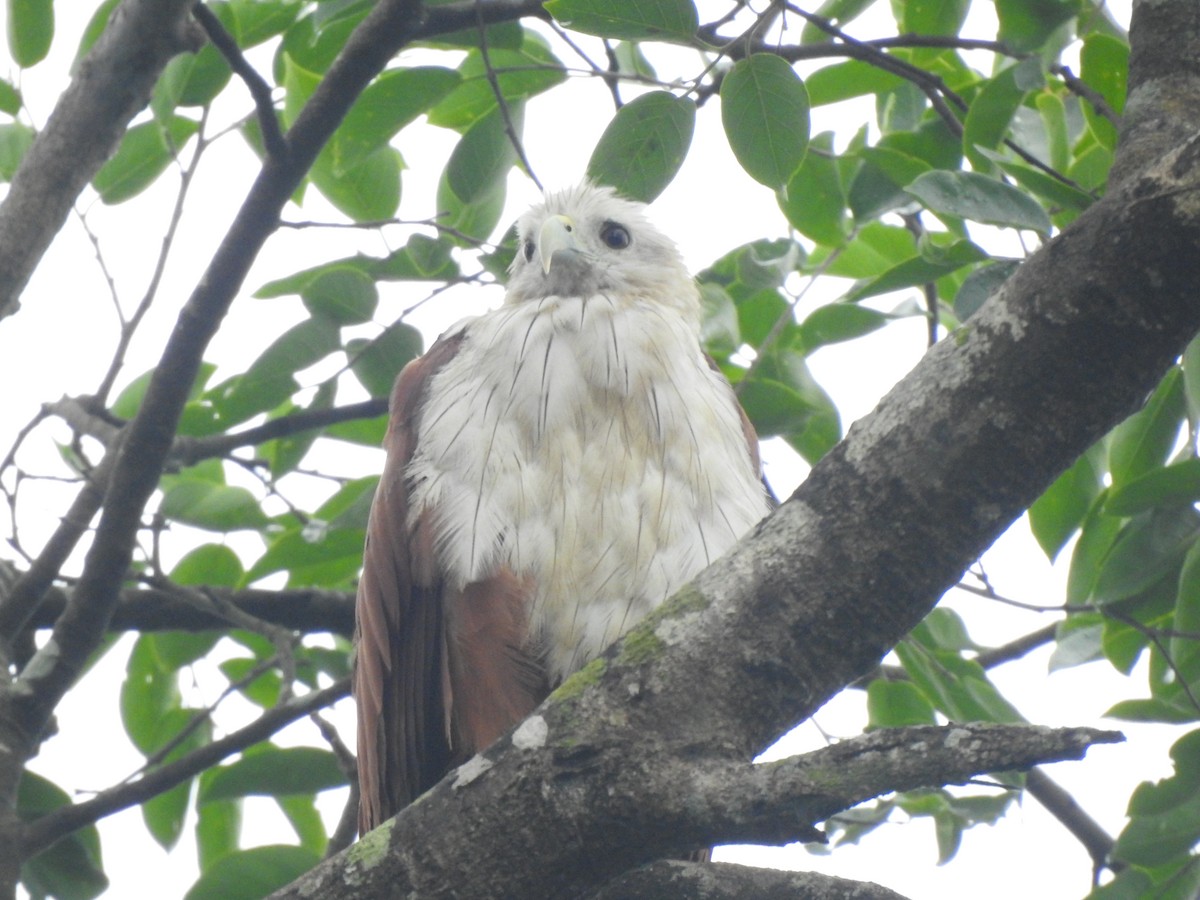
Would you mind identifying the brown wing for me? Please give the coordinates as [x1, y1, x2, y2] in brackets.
[354, 330, 547, 834]
[354, 331, 464, 833]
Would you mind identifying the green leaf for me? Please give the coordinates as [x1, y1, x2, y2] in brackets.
[612, 41, 657, 81]
[544, 0, 698, 41]
[906, 170, 1052, 233]
[699, 282, 740, 358]
[779, 133, 846, 245]
[847, 145, 930, 222]
[445, 103, 522, 204]
[1170, 539, 1200, 685]
[805, 60, 904, 107]
[0, 121, 34, 181]
[1048, 616, 1104, 671]
[7, 0, 53, 68]
[159, 481, 271, 532]
[277, 793, 328, 854]
[121, 635, 182, 755]
[1106, 457, 1200, 517]
[989, 154, 1095, 216]
[901, 0, 968, 36]
[1079, 34, 1128, 151]
[913, 608, 980, 652]
[19, 771, 108, 900]
[0, 78, 21, 114]
[427, 37, 563, 131]
[995, 0, 1077, 52]
[347, 321, 424, 397]
[797, 303, 887, 352]
[318, 476, 379, 530]
[586, 91, 695, 202]
[720, 54, 810, 190]
[211, 317, 342, 426]
[895, 643, 1023, 724]
[310, 144, 402, 221]
[1036, 90, 1070, 173]
[154, 631, 223, 671]
[867, 680, 937, 727]
[200, 747, 347, 802]
[278, 9, 364, 76]
[184, 845, 321, 900]
[737, 377, 820, 438]
[93, 116, 200, 203]
[962, 62, 1036, 171]
[953, 259, 1019, 321]
[435, 168, 507, 243]
[737, 349, 841, 462]
[112, 362, 217, 422]
[1065, 493, 1123, 604]
[1029, 447, 1103, 560]
[230, 0, 303, 47]
[220, 657, 283, 707]
[171, 544, 245, 587]
[141, 721, 200, 851]
[195, 796, 242, 872]
[847, 239, 987, 302]
[1108, 367, 1186, 487]
[300, 266, 378, 325]
[241, 525, 366, 587]
[814, 222, 914, 279]
[256, 235, 459, 297]
[155, 15, 234, 113]
[329, 66, 460, 172]
[1092, 507, 1200, 604]
[1113, 791, 1200, 866]
[260, 380, 337, 477]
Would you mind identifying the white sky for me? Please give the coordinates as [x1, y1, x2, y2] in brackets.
[0, 2, 1159, 899]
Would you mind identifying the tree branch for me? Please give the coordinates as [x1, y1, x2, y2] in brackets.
[190, 1, 286, 159]
[646, 724, 1121, 852]
[591, 860, 911, 900]
[20, 677, 350, 857]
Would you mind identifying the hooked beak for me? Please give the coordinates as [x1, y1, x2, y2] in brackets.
[538, 215, 578, 274]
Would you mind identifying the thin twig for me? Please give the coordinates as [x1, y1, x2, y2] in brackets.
[474, 0, 542, 191]
[20, 678, 350, 856]
[96, 107, 211, 404]
[190, 1, 287, 159]
[1052, 64, 1122, 128]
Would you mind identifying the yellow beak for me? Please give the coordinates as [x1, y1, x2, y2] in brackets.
[538, 215, 577, 274]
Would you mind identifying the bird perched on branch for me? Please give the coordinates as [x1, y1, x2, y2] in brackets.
[354, 183, 772, 833]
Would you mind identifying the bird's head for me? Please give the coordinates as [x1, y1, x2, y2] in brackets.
[504, 183, 699, 316]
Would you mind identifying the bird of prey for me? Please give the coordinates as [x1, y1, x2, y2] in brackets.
[354, 183, 772, 833]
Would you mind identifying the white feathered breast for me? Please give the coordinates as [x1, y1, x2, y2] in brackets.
[406, 288, 770, 683]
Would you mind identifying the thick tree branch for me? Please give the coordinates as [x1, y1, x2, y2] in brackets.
[0, 0, 200, 321]
[190, 1, 285, 158]
[28, 583, 355, 636]
[677, 724, 1120, 849]
[590, 860, 909, 900]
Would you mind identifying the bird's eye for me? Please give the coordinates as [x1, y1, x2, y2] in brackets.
[522, 239, 535, 262]
[599, 222, 631, 250]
